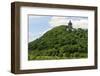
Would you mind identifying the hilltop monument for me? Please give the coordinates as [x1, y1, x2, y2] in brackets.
[66, 20, 73, 31]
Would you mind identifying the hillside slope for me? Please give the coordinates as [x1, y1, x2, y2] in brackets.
[28, 25, 88, 60]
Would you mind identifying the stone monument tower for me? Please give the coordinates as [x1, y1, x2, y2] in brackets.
[66, 20, 73, 31]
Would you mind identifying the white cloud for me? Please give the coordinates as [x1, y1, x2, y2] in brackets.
[29, 16, 88, 42]
[71, 19, 88, 29]
[49, 17, 67, 27]
[49, 16, 88, 29]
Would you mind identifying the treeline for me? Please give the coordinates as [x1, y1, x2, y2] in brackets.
[28, 25, 88, 60]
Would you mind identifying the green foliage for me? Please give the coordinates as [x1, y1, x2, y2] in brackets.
[28, 25, 88, 60]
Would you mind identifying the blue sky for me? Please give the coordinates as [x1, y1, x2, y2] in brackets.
[28, 15, 52, 42]
[28, 15, 88, 42]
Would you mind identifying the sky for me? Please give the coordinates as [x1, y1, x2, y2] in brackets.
[28, 15, 88, 42]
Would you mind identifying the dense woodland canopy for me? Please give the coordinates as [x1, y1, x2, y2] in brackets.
[28, 25, 88, 60]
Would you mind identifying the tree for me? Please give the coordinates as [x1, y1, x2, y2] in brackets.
[28, 25, 88, 60]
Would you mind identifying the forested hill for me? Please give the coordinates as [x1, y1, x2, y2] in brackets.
[28, 25, 88, 60]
